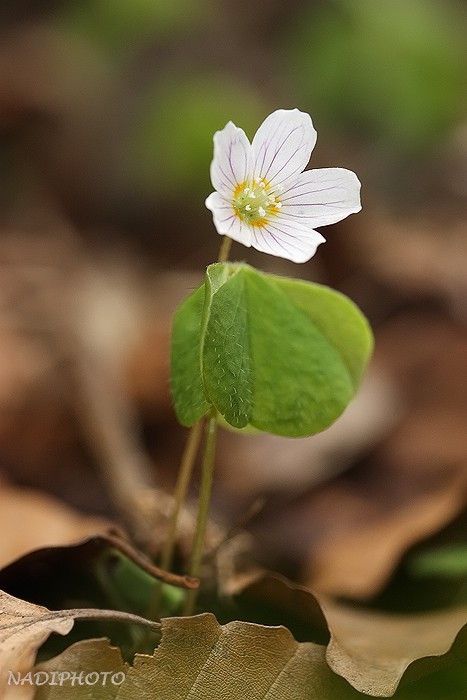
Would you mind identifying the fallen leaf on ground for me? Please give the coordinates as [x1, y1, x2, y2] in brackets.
[0, 483, 110, 570]
[225, 572, 330, 644]
[306, 463, 467, 598]
[3, 579, 467, 699]
[35, 638, 128, 700]
[321, 597, 467, 696]
[0, 592, 73, 700]
[118, 612, 362, 700]
[0, 590, 158, 700]
[0, 534, 193, 621]
[224, 571, 467, 697]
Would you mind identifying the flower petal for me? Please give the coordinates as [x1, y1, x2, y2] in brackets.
[252, 109, 317, 190]
[210, 121, 252, 198]
[205, 192, 252, 246]
[250, 219, 325, 263]
[280, 168, 362, 227]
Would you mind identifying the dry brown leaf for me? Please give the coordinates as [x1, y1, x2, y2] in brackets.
[35, 638, 128, 700]
[119, 612, 362, 700]
[306, 463, 467, 598]
[321, 597, 467, 697]
[2, 583, 466, 699]
[226, 572, 330, 644]
[227, 572, 467, 697]
[0, 590, 158, 700]
[0, 591, 74, 700]
[0, 484, 110, 570]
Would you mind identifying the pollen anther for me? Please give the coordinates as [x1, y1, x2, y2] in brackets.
[233, 176, 282, 224]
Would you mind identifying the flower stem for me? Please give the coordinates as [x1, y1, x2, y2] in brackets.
[218, 236, 232, 263]
[147, 420, 203, 620]
[183, 408, 218, 615]
[162, 420, 204, 572]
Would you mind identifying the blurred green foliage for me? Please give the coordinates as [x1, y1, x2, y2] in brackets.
[286, 0, 467, 152]
[410, 545, 467, 579]
[6, 0, 467, 214]
[130, 75, 266, 198]
[58, 0, 207, 51]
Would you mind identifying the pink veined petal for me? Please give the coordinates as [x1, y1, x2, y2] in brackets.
[251, 109, 317, 191]
[210, 121, 252, 198]
[250, 219, 326, 264]
[280, 168, 362, 228]
[205, 192, 252, 247]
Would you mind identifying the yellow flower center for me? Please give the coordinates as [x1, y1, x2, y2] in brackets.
[233, 178, 282, 227]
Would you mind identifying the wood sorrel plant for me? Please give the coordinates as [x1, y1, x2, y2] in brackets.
[168, 109, 373, 615]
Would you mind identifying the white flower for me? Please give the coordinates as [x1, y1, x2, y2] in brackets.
[205, 108, 361, 263]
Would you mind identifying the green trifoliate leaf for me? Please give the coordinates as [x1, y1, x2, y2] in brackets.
[171, 284, 211, 427]
[171, 263, 373, 437]
[201, 264, 253, 429]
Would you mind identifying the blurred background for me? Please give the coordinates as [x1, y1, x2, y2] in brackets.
[1, 0, 467, 605]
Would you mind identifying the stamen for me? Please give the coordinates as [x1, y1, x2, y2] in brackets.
[233, 176, 281, 225]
